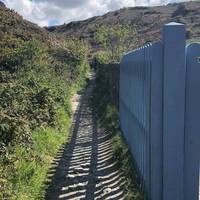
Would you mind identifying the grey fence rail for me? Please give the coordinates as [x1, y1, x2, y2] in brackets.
[120, 22, 200, 200]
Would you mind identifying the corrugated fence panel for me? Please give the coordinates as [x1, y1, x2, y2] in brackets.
[120, 22, 200, 200]
[120, 43, 163, 198]
[120, 47, 147, 180]
[185, 43, 200, 200]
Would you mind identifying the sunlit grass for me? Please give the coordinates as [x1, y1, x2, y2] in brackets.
[92, 63, 144, 199]
[5, 107, 70, 200]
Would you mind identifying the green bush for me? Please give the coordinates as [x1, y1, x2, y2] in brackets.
[94, 24, 138, 62]
[0, 107, 70, 200]
[0, 34, 90, 199]
[92, 59, 144, 199]
[0, 36, 62, 149]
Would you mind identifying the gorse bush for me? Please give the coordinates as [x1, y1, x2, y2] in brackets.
[92, 63, 144, 199]
[92, 70, 144, 199]
[0, 36, 59, 149]
[94, 24, 138, 62]
[52, 37, 90, 86]
[0, 35, 90, 147]
[0, 34, 90, 199]
[92, 31, 143, 199]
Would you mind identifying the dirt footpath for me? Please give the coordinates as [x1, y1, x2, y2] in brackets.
[45, 83, 126, 200]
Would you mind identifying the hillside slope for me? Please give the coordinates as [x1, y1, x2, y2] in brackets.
[47, 1, 200, 46]
[0, 2, 90, 199]
[0, 3, 65, 48]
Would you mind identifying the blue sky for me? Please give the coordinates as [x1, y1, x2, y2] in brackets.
[2, 0, 191, 26]
[48, 19, 61, 26]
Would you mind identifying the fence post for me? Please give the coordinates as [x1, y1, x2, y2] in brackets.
[162, 22, 186, 200]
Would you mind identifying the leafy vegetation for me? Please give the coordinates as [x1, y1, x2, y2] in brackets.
[0, 5, 58, 46]
[92, 61, 144, 200]
[47, 1, 200, 50]
[0, 32, 90, 199]
[1, 3, 144, 199]
[1, 108, 70, 200]
[91, 25, 144, 199]
[94, 24, 138, 62]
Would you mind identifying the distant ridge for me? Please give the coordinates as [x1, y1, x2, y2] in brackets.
[0, 2, 66, 49]
[0, 1, 199, 50]
[0, 1, 5, 7]
[46, 1, 200, 47]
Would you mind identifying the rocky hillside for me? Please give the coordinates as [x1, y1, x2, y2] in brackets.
[47, 1, 200, 46]
[0, 2, 64, 48]
[0, 1, 5, 7]
[1, 1, 199, 49]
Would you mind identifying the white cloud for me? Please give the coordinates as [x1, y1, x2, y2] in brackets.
[1, 0, 191, 26]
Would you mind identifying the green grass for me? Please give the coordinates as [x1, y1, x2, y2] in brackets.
[92, 68, 144, 199]
[96, 103, 144, 200]
[2, 107, 71, 200]
[112, 133, 144, 200]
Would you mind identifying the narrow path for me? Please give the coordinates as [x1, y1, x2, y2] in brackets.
[45, 81, 126, 200]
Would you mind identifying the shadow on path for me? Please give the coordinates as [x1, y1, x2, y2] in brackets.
[45, 82, 125, 200]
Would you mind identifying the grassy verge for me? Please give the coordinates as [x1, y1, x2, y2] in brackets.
[1, 106, 71, 200]
[112, 130, 144, 199]
[0, 79, 87, 200]
[92, 69, 144, 199]
[0, 68, 90, 200]
[0, 34, 90, 199]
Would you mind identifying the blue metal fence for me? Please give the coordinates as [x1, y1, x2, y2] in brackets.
[185, 43, 200, 200]
[120, 22, 200, 200]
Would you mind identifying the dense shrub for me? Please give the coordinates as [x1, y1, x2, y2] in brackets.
[92, 60, 144, 199]
[91, 36, 144, 199]
[94, 24, 138, 62]
[0, 34, 90, 199]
